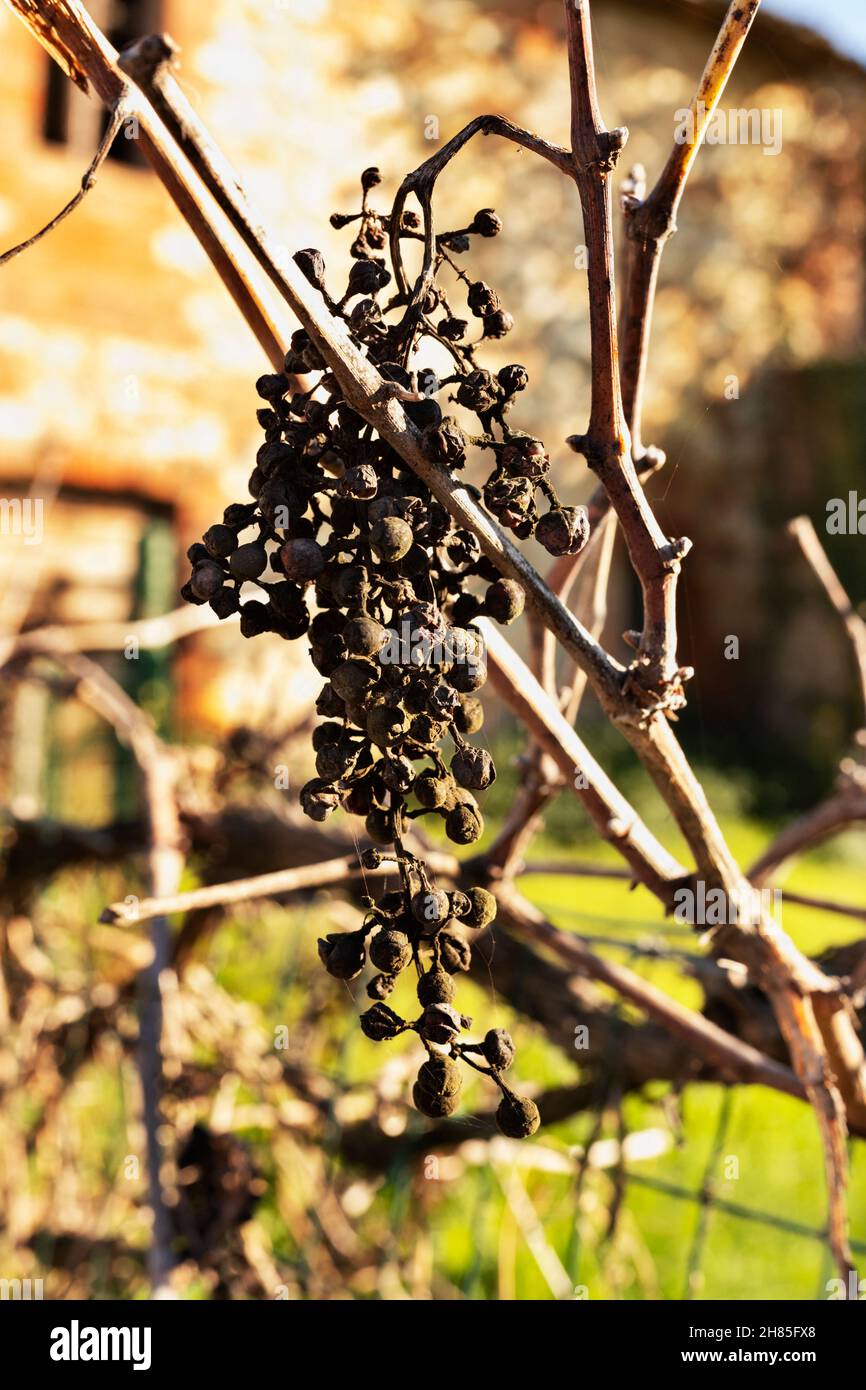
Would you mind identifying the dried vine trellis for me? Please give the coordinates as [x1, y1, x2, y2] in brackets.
[3, 0, 866, 1291]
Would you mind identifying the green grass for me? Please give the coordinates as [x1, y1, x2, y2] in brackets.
[188, 797, 865, 1301]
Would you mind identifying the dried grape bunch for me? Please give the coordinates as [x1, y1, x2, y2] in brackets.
[328, 169, 590, 556]
[180, 166, 540, 1137]
[323, 858, 539, 1137]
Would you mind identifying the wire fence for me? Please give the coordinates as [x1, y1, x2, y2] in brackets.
[619, 1094, 865, 1301]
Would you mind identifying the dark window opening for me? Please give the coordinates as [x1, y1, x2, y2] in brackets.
[43, 60, 70, 147]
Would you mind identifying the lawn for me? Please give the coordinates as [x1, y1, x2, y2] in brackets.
[203, 794, 866, 1301]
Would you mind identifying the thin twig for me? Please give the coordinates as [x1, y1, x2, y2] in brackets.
[489, 507, 618, 878]
[0, 98, 128, 266]
[100, 850, 460, 926]
[746, 517, 866, 892]
[0, 602, 230, 671]
[749, 793, 866, 888]
[480, 618, 687, 899]
[495, 885, 806, 1102]
[388, 115, 571, 322]
[34, 647, 183, 1293]
[620, 0, 763, 457]
[565, 0, 691, 707]
[788, 515, 866, 726]
[522, 859, 866, 927]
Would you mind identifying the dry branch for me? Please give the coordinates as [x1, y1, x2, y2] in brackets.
[29, 648, 183, 1292]
[788, 514, 866, 725]
[103, 847, 808, 1108]
[562, 0, 858, 1278]
[100, 850, 460, 926]
[564, 0, 691, 708]
[749, 792, 866, 888]
[749, 517, 866, 885]
[495, 886, 805, 1102]
[620, 0, 763, 457]
[481, 619, 686, 897]
[495, 504, 618, 879]
[0, 602, 231, 670]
